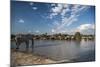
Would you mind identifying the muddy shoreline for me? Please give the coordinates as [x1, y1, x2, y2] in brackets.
[11, 49, 58, 67]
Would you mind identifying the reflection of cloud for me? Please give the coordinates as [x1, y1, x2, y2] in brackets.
[18, 19, 24, 23]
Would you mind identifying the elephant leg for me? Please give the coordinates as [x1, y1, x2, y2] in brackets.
[16, 42, 20, 50]
[32, 39, 34, 49]
[25, 41, 29, 51]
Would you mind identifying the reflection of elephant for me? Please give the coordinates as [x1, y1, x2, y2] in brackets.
[14, 34, 34, 51]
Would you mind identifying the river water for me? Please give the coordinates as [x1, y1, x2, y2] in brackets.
[11, 39, 95, 62]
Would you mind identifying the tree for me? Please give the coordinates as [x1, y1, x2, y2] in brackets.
[74, 32, 82, 41]
[11, 34, 15, 39]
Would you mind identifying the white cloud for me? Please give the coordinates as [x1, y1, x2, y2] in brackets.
[51, 23, 95, 34]
[51, 29, 55, 33]
[48, 4, 91, 34]
[28, 30, 31, 33]
[51, 29, 69, 34]
[71, 5, 89, 15]
[53, 21, 60, 26]
[77, 24, 95, 31]
[49, 13, 58, 19]
[57, 15, 78, 30]
[18, 19, 24, 23]
[58, 30, 67, 33]
[49, 4, 70, 19]
[29, 2, 34, 6]
[69, 23, 95, 34]
[29, 2, 38, 10]
[32, 7, 37, 10]
[35, 30, 40, 33]
[61, 8, 70, 17]
[50, 4, 89, 33]
[51, 4, 62, 13]
[60, 5, 89, 27]
[51, 4, 56, 7]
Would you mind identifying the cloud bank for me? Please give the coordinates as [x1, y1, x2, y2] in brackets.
[48, 4, 92, 34]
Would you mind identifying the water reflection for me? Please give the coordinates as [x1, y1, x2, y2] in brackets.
[11, 39, 95, 62]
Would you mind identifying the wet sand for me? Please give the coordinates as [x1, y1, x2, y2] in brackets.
[11, 49, 57, 66]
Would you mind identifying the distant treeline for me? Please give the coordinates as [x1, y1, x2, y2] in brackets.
[11, 32, 95, 41]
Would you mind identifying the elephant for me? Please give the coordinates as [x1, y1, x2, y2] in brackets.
[14, 34, 34, 51]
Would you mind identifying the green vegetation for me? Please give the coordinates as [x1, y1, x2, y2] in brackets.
[74, 32, 82, 41]
[11, 32, 95, 41]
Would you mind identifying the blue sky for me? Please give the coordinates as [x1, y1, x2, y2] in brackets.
[11, 1, 95, 35]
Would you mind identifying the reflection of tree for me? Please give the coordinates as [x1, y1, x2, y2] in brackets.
[75, 40, 81, 47]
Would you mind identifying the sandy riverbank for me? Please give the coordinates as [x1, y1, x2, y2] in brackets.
[11, 49, 58, 66]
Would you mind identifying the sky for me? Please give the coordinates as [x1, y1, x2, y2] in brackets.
[11, 1, 95, 35]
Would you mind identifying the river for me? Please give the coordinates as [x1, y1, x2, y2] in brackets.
[11, 39, 95, 62]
